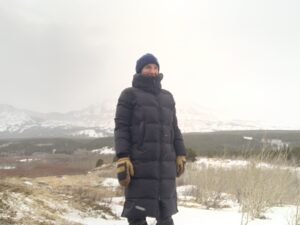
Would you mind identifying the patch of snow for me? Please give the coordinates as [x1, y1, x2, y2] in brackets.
[177, 185, 196, 196]
[101, 178, 119, 188]
[18, 158, 39, 162]
[0, 165, 16, 170]
[91, 146, 115, 155]
[243, 136, 253, 140]
[195, 157, 249, 169]
[24, 181, 33, 186]
[74, 129, 106, 138]
[35, 143, 53, 147]
[100, 147, 115, 155]
[261, 138, 289, 150]
[0, 142, 12, 148]
[64, 211, 126, 225]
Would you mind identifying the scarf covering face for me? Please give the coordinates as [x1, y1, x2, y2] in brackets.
[132, 73, 163, 94]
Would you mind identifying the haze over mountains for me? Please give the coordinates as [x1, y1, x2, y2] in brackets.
[0, 102, 296, 139]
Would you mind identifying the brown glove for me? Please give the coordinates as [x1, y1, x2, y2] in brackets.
[116, 157, 134, 187]
[176, 155, 186, 177]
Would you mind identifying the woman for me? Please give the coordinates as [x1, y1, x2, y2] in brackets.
[114, 53, 187, 225]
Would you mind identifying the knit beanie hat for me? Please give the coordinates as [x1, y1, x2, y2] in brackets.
[135, 53, 160, 73]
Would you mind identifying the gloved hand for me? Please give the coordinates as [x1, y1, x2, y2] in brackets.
[176, 155, 186, 177]
[116, 157, 134, 187]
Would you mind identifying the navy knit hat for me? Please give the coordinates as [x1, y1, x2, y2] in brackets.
[135, 53, 160, 73]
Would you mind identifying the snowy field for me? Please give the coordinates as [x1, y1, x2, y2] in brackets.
[63, 177, 299, 225]
[64, 194, 299, 225]
[1, 157, 299, 225]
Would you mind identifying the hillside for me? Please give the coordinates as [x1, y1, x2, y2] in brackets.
[1, 158, 299, 225]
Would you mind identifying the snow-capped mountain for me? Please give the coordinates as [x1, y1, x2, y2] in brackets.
[173, 101, 289, 133]
[0, 104, 37, 133]
[0, 102, 114, 139]
[0, 102, 292, 139]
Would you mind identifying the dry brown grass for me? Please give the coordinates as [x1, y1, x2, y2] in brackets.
[0, 163, 120, 224]
[0, 153, 113, 178]
[180, 149, 300, 220]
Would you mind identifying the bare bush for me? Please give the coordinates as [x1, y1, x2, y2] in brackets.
[181, 148, 300, 220]
[287, 194, 300, 225]
[182, 163, 231, 209]
[288, 205, 300, 225]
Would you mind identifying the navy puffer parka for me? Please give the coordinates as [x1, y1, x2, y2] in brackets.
[114, 73, 186, 219]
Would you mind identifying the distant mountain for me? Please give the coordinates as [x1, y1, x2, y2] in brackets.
[0, 102, 114, 139]
[0, 102, 292, 139]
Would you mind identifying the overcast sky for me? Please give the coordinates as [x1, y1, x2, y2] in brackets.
[0, 0, 299, 127]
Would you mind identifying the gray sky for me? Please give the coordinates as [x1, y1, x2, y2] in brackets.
[0, 0, 300, 127]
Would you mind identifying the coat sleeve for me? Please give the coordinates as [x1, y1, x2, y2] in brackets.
[173, 102, 187, 156]
[114, 88, 134, 158]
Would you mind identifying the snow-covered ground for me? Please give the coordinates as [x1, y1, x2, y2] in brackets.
[1, 159, 299, 225]
[64, 196, 298, 225]
[62, 180, 299, 225]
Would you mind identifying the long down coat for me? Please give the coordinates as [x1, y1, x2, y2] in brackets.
[114, 73, 186, 219]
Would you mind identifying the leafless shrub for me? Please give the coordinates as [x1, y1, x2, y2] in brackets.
[181, 148, 300, 220]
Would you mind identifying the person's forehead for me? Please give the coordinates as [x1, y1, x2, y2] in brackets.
[144, 63, 158, 67]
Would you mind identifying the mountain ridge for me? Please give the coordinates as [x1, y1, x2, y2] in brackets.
[0, 103, 295, 139]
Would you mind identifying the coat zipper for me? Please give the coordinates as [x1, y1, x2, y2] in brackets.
[153, 78, 162, 204]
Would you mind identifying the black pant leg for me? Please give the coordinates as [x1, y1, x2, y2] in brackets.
[127, 217, 148, 225]
[156, 216, 174, 225]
